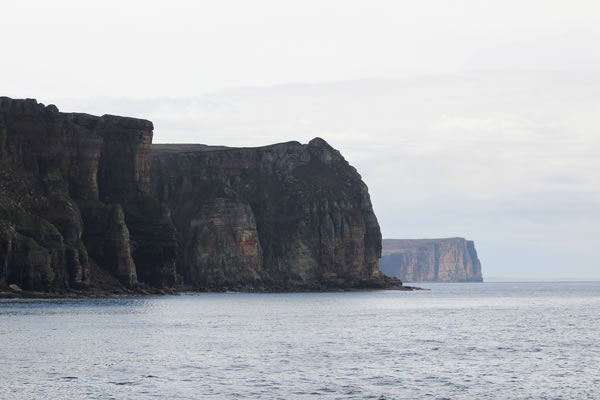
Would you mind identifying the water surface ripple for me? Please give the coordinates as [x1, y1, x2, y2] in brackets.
[1, 282, 599, 399]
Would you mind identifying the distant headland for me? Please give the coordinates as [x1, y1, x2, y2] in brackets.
[380, 238, 483, 282]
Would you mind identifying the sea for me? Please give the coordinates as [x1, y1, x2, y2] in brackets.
[1, 282, 599, 399]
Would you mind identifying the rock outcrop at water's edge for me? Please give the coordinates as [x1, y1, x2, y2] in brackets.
[0, 97, 404, 296]
[380, 238, 483, 282]
[0, 97, 176, 295]
[150, 140, 393, 291]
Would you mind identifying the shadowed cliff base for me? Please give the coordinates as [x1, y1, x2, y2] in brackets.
[0, 96, 412, 296]
[380, 238, 483, 282]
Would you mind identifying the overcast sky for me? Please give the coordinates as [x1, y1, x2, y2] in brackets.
[2, 0, 599, 279]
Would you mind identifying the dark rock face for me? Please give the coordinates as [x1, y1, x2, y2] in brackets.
[150, 139, 385, 290]
[0, 97, 176, 291]
[1, 96, 390, 294]
[380, 238, 483, 282]
[94, 115, 177, 288]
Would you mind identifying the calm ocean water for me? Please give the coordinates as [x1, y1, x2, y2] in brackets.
[1, 282, 599, 399]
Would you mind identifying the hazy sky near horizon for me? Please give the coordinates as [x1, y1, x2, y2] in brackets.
[1, 0, 599, 279]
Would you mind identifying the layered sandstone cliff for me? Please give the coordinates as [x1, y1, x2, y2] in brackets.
[0, 97, 176, 293]
[1, 97, 394, 295]
[150, 140, 388, 290]
[380, 238, 483, 282]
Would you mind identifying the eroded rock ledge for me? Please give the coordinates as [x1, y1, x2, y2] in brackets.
[0, 97, 404, 297]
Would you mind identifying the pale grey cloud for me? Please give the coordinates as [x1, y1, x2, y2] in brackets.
[2, 0, 600, 98]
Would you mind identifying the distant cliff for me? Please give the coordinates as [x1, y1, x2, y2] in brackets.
[0, 97, 397, 296]
[380, 238, 483, 282]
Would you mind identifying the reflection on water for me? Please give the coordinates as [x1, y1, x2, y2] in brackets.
[1, 282, 599, 399]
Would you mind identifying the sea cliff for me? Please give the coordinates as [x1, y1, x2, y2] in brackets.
[151, 141, 386, 291]
[380, 238, 483, 282]
[0, 97, 399, 296]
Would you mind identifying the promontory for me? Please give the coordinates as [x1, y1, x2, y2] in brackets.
[380, 238, 483, 282]
[0, 97, 402, 296]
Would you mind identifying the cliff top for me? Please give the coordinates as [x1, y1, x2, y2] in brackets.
[152, 137, 334, 155]
[0, 96, 57, 114]
[151, 144, 235, 154]
[382, 238, 471, 255]
[0, 96, 153, 129]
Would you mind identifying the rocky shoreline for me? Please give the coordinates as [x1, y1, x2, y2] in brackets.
[0, 276, 418, 299]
